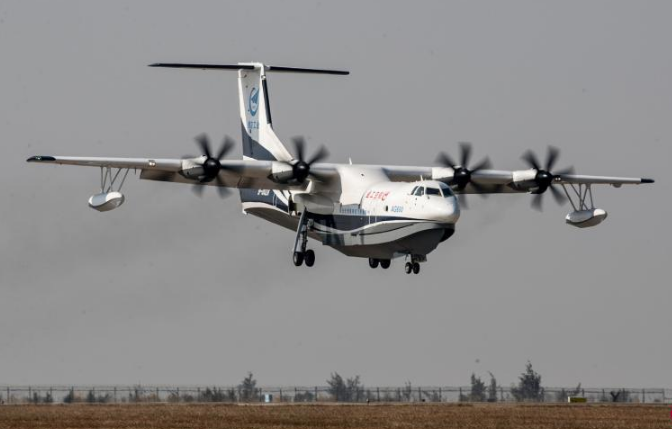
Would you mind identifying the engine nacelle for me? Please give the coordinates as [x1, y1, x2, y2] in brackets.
[511, 169, 539, 191]
[431, 167, 455, 182]
[565, 208, 607, 228]
[268, 161, 295, 183]
[88, 191, 125, 212]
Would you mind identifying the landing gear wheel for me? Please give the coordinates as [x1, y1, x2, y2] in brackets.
[412, 262, 420, 274]
[368, 258, 379, 269]
[293, 252, 304, 267]
[304, 249, 315, 267]
[380, 259, 391, 269]
[405, 262, 413, 274]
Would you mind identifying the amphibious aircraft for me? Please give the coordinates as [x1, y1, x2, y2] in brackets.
[27, 62, 654, 274]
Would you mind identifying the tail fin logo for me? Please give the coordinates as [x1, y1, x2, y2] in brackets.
[248, 87, 259, 116]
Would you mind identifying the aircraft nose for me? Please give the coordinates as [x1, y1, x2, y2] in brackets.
[434, 196, 460, 224]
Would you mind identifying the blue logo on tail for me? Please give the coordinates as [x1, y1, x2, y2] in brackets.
[249, 87, 259, 116]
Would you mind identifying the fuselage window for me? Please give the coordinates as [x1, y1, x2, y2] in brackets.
[426, 187, 441, 196]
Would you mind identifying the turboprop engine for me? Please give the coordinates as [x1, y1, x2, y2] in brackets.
[267, 136, 330, 185]
[88, 191, 125, 212]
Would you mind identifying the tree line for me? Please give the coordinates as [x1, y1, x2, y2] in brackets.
[0, 362, 648, 404]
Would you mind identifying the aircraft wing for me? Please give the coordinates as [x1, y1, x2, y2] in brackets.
[553, 173, 653, 186]
[26, 155, 653, 194]
[26, 155, 183, 170]
[380, 165, 653, 193]
[25, 155, 329, 191]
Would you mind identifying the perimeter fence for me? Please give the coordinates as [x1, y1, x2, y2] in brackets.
[0, 385, 669, 404]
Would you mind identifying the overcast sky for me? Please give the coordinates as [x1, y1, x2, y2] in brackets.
[0, 1, 670, 388]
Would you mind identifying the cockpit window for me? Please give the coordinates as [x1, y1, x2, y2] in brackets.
[414, 187, 425, 196]
[426, 187, 441, 196]
[410, 186, 418, 195]
[439, 183, 455, 198]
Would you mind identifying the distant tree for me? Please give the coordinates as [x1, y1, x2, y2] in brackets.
[181, 393, 196, 403]
[294, 390, 315, 402]
[487, 372, 498, 402]
[202, 387, 227, 402]
[226, 388, 237, 402]
[347, 375, 364, 402]
[327, 373, 347, 401]
[239, 373, 258, 402]
[468, 373, 487, 402]
[401, 381, 413, 402]
[86, 390, 97, 404]
[610, 389, 631, 403]
[63, 389, 75, 404]
[511, 361, 543, 402]
[327, 372, 364, 402]
[44, 391, 54, 404]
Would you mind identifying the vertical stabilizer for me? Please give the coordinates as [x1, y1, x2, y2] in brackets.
[238, 64, 293, 162]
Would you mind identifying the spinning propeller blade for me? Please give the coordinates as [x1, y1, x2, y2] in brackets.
[521, 146, 574, 211]
[436, 142, 493, 208]
[187, 133, 236, 199]
[282, 136, 330, 184]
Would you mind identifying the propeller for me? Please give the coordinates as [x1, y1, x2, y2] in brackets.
[436, 142, 493, 208]
[285, 136, 330, 183]
[520, 146, 574, 211]
[188, 133, 235, 198]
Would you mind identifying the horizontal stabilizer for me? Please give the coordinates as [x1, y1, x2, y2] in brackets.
[265, 65, 349, 75]
[150, 63, 254, 70]
[150, 63, 349, 75]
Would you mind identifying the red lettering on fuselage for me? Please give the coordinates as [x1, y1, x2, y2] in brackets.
[365, 190, 391, 201]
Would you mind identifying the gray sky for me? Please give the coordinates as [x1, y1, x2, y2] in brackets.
[1, 0, 670, 388]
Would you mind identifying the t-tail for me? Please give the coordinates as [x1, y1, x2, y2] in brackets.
[149, 62, 348, 207]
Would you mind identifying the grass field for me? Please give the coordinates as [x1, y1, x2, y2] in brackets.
[0, 403, 670, 429]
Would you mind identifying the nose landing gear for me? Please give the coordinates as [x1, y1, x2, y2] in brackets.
[293, 249, 316, 267]
[304, 249, 315, 267]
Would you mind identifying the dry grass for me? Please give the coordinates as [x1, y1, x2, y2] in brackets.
[0, 403, 669, 429]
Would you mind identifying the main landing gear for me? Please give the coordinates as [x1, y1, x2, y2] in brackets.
[368, 258, 391, 269]
[292, 211, 315, 268]
[404, 255, 425, 275]
[368, 256, 422, 274]
[404, 262, 420, 274]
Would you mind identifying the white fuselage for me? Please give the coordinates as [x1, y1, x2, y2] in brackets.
[242, 172, 460, 260]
